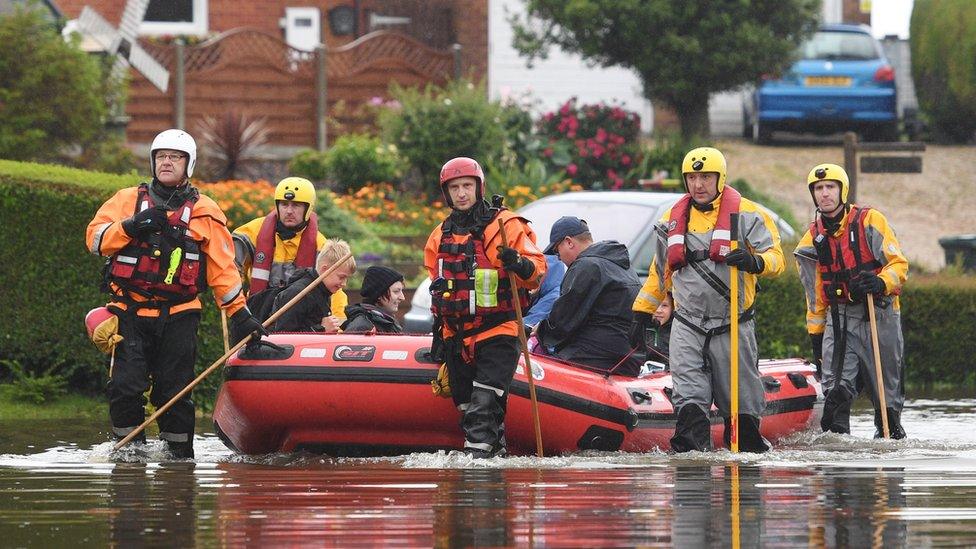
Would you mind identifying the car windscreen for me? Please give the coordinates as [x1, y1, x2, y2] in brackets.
[800, 31, 879, 61]
[518, 200, 662, 250]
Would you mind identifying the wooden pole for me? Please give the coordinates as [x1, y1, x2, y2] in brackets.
[174, 39, 185, 129]
[729, 213, 740, 453]
[497, 219, 544, 458]
[220, 309, 230, 353]
[113, 252, 354, 451]
[316, 44, 328, 152]
[866, 294, 890, 438]
[844, 131, 859, 204]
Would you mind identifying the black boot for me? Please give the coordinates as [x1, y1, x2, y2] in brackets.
[722, 414, 770, 453]
[462, 388, 503, 455]
[821, 386, 855, 434]
[874, 408, 907, 440]
[671, 405, 712, 452]
[164, 440, 195, 459]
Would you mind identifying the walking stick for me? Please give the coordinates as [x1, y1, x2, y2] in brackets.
[220, 310, 230, 353]
[498, 219, 544, 458]
[114, 252, 354, 451]
[866, 293, 890, 438]
[729, 214, 740, 453]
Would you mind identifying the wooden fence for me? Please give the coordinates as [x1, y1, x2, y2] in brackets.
[126, 29, 460, 149]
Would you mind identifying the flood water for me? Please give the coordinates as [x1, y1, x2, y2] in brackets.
[3, 396, 976, 547]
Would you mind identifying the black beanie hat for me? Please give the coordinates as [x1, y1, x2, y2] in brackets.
[360, 265, 404, 303]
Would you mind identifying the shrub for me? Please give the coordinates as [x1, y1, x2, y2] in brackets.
[910, 0, 976, 142]
[323, 134, 403, 193]
[0, 7, 111, 161]
[288, 149, 329, 183]
[378, 79, 508, 195]
[198, 180, 275, 229]
[537, 98, 643, 189]
[195, 110, 271, 180]
[0, 359, 68, 405]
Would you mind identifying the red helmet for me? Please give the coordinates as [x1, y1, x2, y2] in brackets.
[439, 157, 485, 206]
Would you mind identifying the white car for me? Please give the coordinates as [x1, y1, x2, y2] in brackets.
[403, 191, 796, 333]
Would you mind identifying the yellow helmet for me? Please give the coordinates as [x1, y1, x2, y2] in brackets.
[274, 177, 316, 221]
[806, 163, 849, 205]
[681, 147, 728, 193]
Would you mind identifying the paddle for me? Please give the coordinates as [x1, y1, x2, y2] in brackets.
[729, 213, 740, 453]
[497, 218, 544, 458]
[113, 252, 354, 451]
[866, 293, 890, 438]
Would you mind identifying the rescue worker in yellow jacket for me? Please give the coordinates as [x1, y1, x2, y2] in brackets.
[86, 129, 266, 459]
[632, 147, 784, 453]
[794, 164, 908, 438]
[424, 157, 547, 458]
[232, 177, 347, 324]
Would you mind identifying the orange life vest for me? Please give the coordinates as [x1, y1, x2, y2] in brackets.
[249, 211, 318, 293]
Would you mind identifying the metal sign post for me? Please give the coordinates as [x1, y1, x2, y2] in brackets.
[842, 132, 926, 203]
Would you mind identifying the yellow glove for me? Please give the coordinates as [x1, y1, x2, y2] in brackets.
[431, 363, 451, 398]
[86, 307, 124, 354]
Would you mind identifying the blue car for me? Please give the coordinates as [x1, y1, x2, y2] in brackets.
[744, 24, 898, 143]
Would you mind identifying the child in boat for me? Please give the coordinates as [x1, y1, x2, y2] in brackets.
[265, 239, 357, 333]
[341, 265, 406, 334]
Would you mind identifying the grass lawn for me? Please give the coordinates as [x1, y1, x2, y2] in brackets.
[0, 384, 106, 420]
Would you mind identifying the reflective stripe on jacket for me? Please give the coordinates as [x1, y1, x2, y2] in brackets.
[86, 185, 246, 317]
[233, 214, 348, 319]
[794, 206, 908, 334]
[634, 189, 784, 319]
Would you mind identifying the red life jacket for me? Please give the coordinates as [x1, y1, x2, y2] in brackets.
[430, 212, 529, 335]
[249, 211, 319, 293]
[106, 183, 206, 303]
[809, 206, 888, 304]
[666, 186, 742, 273]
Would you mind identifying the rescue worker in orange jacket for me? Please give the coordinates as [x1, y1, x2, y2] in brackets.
[232, 177, 347, 324]
[794, 164, 908, 438]
[424, 157, 547, 458]
[86, 129, 266, 459]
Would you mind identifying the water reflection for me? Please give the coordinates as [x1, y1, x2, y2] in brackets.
[2, 400, 976, 546]
[108, 463, 197, 547]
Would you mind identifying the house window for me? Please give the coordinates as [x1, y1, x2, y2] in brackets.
[140, 0, 208, 36]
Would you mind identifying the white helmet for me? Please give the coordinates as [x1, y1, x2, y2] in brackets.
[150, 129, 197, 179]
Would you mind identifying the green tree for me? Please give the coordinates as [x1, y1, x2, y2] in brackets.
[910, 0, 976, 142]
[510, 0, 819, 139]
[0, 6, 108, 160]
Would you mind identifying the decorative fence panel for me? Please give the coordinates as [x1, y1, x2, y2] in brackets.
[126, 29, 457, 148]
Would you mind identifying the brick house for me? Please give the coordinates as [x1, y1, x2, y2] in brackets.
[54, 0, 489, 148]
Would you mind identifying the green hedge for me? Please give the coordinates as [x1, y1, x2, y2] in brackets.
[0, 161, 238, 408]
[755, 270, 976, 386]
[1, 160, 974, 416]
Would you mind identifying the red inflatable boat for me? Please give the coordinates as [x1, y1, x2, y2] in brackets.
[213, 332, 822, 456]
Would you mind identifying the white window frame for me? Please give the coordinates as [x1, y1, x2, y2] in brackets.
[139, 0, 209, 36]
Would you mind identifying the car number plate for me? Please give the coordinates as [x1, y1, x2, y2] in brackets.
[805, 76, 852, 87]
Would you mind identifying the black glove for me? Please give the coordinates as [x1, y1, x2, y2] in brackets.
[850, 272, 886, 298]
[229, 307, 269, 346]
[810, 332, 824, 373]
[497, 245, 535, 279]
[629, 312, 654, 350]
[724, 248, 765, 274]
[121, 206, 169, 238]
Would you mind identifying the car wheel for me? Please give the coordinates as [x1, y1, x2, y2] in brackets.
[753, 119, 772, 145]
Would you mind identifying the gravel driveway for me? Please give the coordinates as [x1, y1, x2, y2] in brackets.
[717, 139, 973, 271]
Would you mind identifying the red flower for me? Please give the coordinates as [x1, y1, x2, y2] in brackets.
[566, 163, 578, 176]
[596, 127, 608, 143]
[543, 147, 553, 157]
[621, 154, 632, 166]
